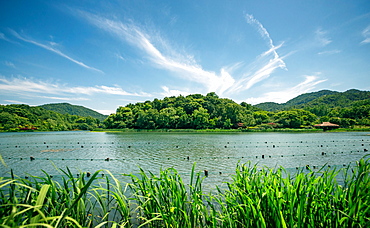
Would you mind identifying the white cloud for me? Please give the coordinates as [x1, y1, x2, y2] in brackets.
[315, 28, 332, 46]
[318, 49, 341, 55]
[94, 109, 115, 115]
[4, 61, 16, 68]
[0, 77, 149, 98]
[3, 100, 24, 104]
[361, 25, 370, 44]
[160, 86, 191, 97]
[77, 11, 288, 97]
[222, 15, 287, 94]
[77, 10, 238, 96]
[244, 75, 327, 104]
[9, 30, 104, 74]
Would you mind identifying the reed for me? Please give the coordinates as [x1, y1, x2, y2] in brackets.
[0, 156, 369, 227]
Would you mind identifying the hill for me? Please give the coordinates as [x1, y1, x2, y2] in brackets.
[0, 104, 100, 131]
[254, 89, 369, 111]
[39, 103, 107, 121]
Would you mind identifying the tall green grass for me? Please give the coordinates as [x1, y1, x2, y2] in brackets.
[0, 157, 369, 227]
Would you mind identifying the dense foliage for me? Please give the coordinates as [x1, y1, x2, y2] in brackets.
[0, 104, 101, 131]
[104, 90, 370, 130]
[39, 103, 107, 121]
[1, 158, 369, 227]
[1, 89, 369, 131]
[255, 89, 370, 111]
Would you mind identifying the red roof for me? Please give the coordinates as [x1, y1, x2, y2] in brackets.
[313, 122, 339, 127]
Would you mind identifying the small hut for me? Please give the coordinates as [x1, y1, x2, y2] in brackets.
[313, 122, 339, 131]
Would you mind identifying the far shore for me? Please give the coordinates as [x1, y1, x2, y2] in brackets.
[1, 127, 370, 134]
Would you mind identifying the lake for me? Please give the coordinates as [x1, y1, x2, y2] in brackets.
[1, 131, 369, 186]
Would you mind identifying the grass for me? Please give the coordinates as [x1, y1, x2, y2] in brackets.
[0, 157, 369, 227]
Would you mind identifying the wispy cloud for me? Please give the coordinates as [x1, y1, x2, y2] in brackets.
[315, 28, 332, 46]
[76, 10, 288, 97]
[361, 25, 370, 44]
[4, 61, 16, 68]
[222, 14, 287, 94]
[244, 74, 327, 104]
[76, 10, 235, 95]
[318, 49, 341, 55]
[3, 100, 24, 104]
[0, 32, 19, 44]
[9, 30, 104, 74]
[160, 86, 191, 97]
[0, 77, 149, 98]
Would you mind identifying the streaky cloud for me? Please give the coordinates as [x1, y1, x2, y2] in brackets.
[77, 10, 289, 97]
[0, 77, 149, 98]
[361, 25, 370, 44]
[318, 49, 341, 55]
[315, 28, 332, 46]
[244, 74, 327, 105]
[76, 10, 236, 96]
[9, 30, 104, 74]
[160, 86, 191, 97]
[223, 15, 287, 95]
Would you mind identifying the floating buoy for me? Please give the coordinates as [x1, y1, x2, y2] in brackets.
[81, 146, 84, 148]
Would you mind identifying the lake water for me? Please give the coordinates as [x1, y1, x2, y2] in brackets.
[1, 131, 369, 186]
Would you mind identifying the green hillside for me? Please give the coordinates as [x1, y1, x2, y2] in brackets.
[0, 104, 101, 131]
[39, 103, 107, 121]
[254, 89, 369, 111]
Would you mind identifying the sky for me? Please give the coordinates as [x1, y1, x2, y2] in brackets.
[1, 0, 370, 115]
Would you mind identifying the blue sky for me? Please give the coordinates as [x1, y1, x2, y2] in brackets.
[1, 0, 369, 114]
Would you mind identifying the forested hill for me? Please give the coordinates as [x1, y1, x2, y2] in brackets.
[103, 91, 370, 129]
[254, 89, 369, 111]
[39, 103, 107, 121]
[0, 104, 101, 131]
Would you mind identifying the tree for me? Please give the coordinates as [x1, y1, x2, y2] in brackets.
[192, 108, 210, 129]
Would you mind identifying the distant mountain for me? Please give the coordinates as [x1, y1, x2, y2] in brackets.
[39, 103, 107, 121]
[254, 89, 369, 112]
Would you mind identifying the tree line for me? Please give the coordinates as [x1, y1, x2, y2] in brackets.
[103, 92, 370, 130]
[1, 92, 369, 132]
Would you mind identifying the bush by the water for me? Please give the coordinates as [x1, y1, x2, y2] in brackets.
[1, 157, 369, 227]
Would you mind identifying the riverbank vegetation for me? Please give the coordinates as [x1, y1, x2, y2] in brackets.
[1, 157, 369, 227]
[1, 89, 369, 132]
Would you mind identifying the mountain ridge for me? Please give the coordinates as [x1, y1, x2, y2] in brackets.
[254, 89, 369, 112]
[39, 103, 107, 121]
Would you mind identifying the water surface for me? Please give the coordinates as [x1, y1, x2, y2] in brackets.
[1, 131, 369, 185]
